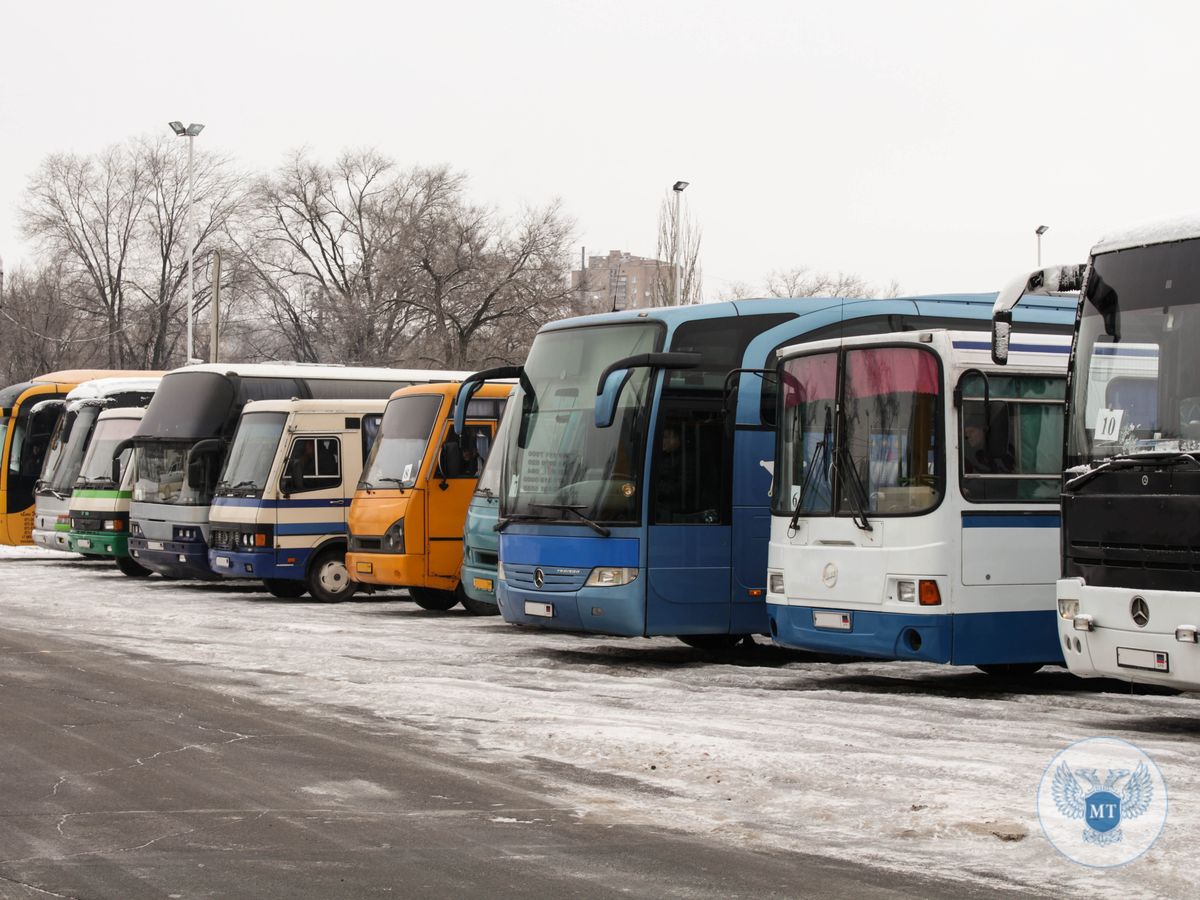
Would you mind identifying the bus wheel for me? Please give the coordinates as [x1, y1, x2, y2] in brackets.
[459, 589, 500, 616]
[115, 556, 153, 577]
[678, 634, 754, 652]
[264, 579, 308, 599]
[977, 663, 1043, 677]
[409, 587, 458, 611]
[307, 547, 358, 603]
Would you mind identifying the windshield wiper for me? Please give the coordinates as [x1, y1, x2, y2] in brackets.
[530, 503, 611, 537]
[788, 407, 833, 533]
[1065, 452, 1200, 493]
[494, 512, 554, 532]
[834, 444, 875, 532]
[371, 477, 411, 490]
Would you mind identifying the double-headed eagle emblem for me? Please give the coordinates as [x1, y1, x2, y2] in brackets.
[1052, 760, 1154, 846]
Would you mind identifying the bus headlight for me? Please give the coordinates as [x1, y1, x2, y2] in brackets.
[103, 519, 124, 531]
[383, 519, 405, 553]
[1058, 598, 1079, 620]
[768, 571, 785, 595]
[585, 567, 637, 587]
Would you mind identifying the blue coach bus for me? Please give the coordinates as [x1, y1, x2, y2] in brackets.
[481, 294, 1077, 648]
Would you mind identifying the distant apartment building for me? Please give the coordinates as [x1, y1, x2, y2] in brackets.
[571, 250, 670, 313]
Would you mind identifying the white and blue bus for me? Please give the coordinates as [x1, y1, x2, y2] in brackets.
[486, 294, 1076, 648]
[125, 363, 467, 579]
[766, 329, 1070, 672]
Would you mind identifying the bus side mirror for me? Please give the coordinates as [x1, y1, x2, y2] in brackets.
[593, 352, 702, 428]
[185, 438, 222, 489]
[453, 365, 523, 434]
[110, 438, 134, 484]
[991, 311, 1012, 365]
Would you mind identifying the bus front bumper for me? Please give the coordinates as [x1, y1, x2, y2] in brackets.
[67, 530, 129, 558]
[129, 536, 220, 580]
[768, 602, 953, 663]
[1058, 580, 1200, 689]
[461, 559, 499, 608]
[209, 547, 312, 580]
[497, 580, 645, 636]
[32, 527, 70, 552]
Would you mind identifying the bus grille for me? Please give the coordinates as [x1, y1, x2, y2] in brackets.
[505, 563, 588, 592]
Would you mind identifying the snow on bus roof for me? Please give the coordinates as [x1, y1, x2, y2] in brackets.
[162, 362, 472, 381]
[1093, 211, 1200, 255]
[65, 376, 163, 401]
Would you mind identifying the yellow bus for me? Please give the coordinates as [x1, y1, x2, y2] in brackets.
[347, 381, 510, 614]
[0, 370, 152, 545]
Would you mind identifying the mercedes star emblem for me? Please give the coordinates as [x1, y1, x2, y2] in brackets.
[534, 567, 545, 588]
[1131, 596, 1150, 628]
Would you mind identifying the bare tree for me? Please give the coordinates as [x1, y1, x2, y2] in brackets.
[654, 189, 702, 305]
[764, 266, 901, 299]
[0, 261, 102, 382]
[19, 137, 245, 369]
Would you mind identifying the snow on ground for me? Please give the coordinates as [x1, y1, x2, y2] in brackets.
[2, 548, 1197, 897]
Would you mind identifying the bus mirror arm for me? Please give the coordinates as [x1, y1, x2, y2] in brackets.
[721, 367, 775, 421]
[453, 365, 524, 434]
[594, 352, 702, 428]
[991, 263, 1086, 364]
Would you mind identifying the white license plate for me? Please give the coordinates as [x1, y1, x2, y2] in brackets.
[147, 540, 164, 551]
[1117, 647, 1169, 672]
[525, 600, 554, 618]
[215, 556, 231, 569]
[813, 609, 852, 630]
[77, 539, 92, 549]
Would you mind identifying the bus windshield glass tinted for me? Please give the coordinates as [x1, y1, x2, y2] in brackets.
[77, 416, 141, 485]
[475, 398, 515, 499]
[775, 346, 942, 517]
[42, 405, 102, 493]
[360, 394, 442, 489]
[216, 413, 288, 497]
[501, 323, 662, 525]
[1068, 238, 1200, 467]
[134, 442, 221, 506]
[138, 372, 235, 441]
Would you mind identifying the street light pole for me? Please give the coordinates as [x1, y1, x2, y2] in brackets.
[169, 121, 205, 363]
[671, 180, 689, 306]
[1036, 224, 1049, 267]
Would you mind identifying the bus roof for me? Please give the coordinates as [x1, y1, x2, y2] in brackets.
[777, 328, 1072, 366]
[31, 369, 159, 385]
[160, 362, 473, 381]
[97, 407, 147, 421]
[385, 381, 515, 402]
[538, 292, 1074, 333]
[65, 376, 163, 401]
[1093, 211, 1200, 256]
[239, 398, 389, 415]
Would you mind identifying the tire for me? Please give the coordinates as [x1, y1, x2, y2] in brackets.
[977, 663, 1043, 677]
[306, 546, 358, 603]
[264, 578, 308, 599]
[116, 555, 153, 577]
[408, 586, 459, 611]
[460, 589, 500, 616]
[678, 634, 755, 652]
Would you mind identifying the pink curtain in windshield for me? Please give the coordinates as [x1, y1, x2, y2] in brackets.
[846, 347, 939, 399]
[783, 352, 838, 407]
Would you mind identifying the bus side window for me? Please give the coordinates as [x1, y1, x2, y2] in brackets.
[282, 437, 341, 493]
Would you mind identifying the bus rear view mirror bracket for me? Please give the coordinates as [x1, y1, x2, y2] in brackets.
[594, 352, 702, 428]
[110, 438, 135, 484]
[990, 263, 1086, 364]
[453, 365, 523, 435]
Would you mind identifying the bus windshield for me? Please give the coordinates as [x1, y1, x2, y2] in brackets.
[775, 345, 942, 518]
[1067, 238, 1198, 468]
[216, 412, 288, 497]
[360, 394, 443, 489]
[40, 404, 103, 494]
[134, 442, 220, 506]
[77, 416, 141, 486]
[475, 398, 516, 499]
[501, 323, 662, 526]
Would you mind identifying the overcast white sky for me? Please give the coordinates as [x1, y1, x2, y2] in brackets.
[1, 0, 1196, 297]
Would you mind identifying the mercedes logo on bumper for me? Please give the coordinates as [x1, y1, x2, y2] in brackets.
[534, 567, 545, 588]
[1130, 596, 1150, 628]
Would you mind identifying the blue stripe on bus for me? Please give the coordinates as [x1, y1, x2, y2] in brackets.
[961, 512, 1061, 528]
[950, 341, 1070, 353]
[1094, 346, 1159, 357]
[275, 522, 347, 536]
[212, 497, 347, 509]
